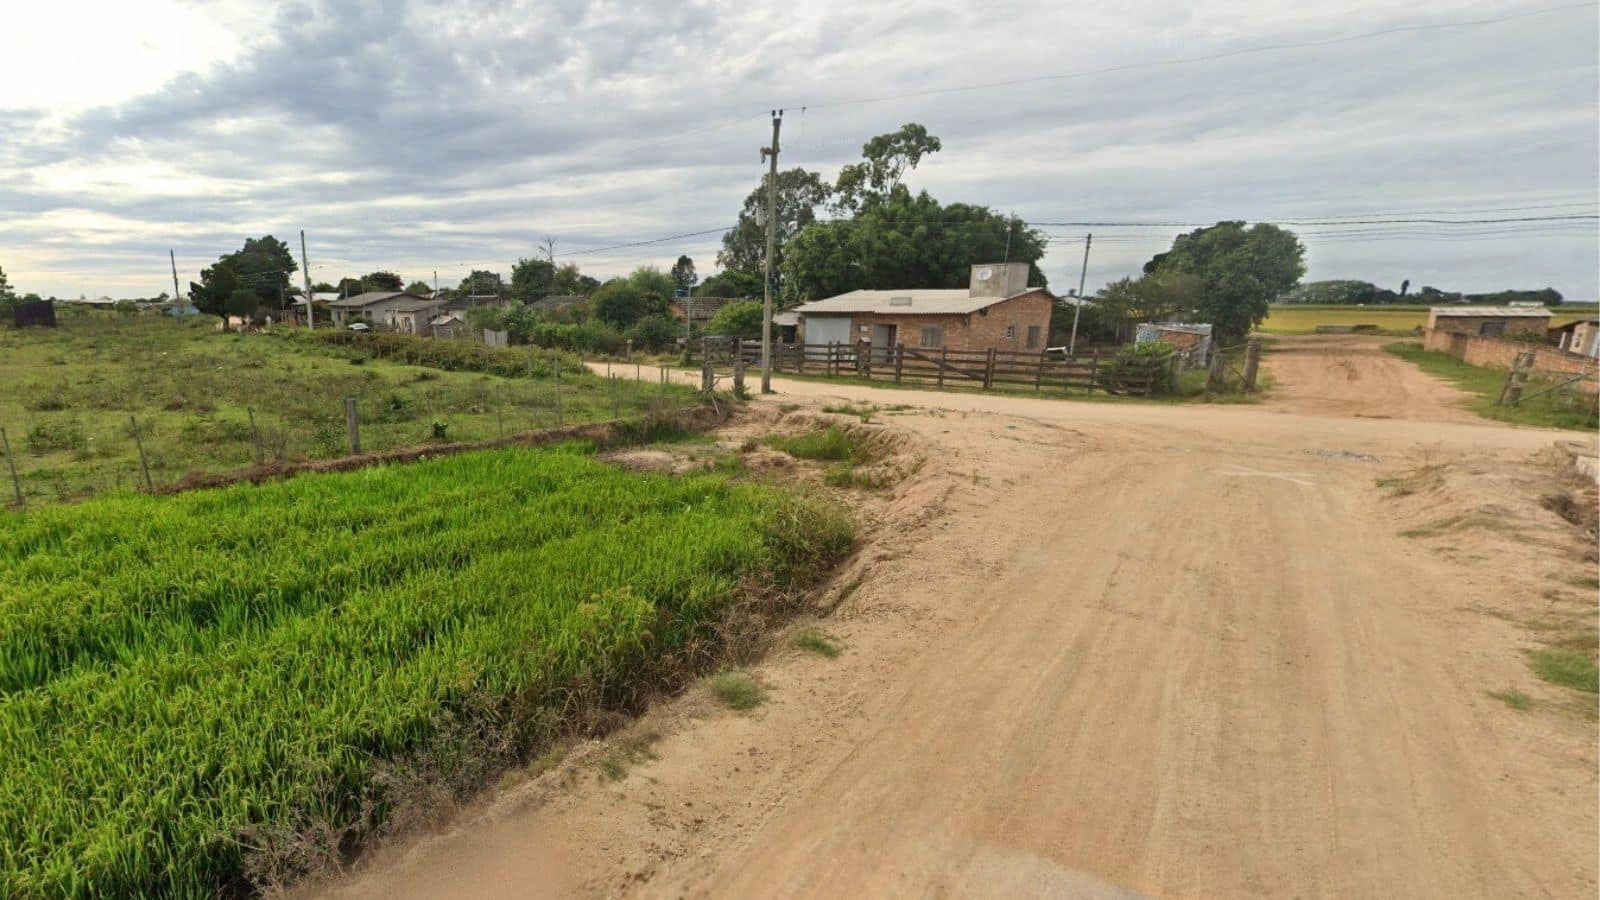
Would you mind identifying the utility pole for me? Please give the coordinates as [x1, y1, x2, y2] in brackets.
[168, 250, 182, 317]
[1068, 233, 1092, 356]
[759, 109, 782, 394]
[299, 230, 314, 330]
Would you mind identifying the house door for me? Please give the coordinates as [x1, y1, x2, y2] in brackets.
[871, 324, 897, 365]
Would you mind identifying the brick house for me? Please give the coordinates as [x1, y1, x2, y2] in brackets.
[1550, 318, 1600, 357]
[329, 291, 433, 328]
[1424, 306, 1551, 339]
[794, 263, 1054, 353]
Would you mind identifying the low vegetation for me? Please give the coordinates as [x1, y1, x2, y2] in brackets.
[706, 669, 768, 710]
[792, 627, 844, 659]
[0, 447, 852, 895]
[1487, 687, 1534, 711]
[0, 314, 696, 506]
[1383, 342, 1598, 430]
[1528, 647, 1600, 694]
[767, 425, 863, 462]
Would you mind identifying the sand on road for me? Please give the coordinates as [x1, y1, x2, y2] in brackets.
[316, 348, 1597, 900]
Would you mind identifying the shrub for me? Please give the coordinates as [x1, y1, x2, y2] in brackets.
[1098, 341, 1175, 394]
[24, 419, 87, 455]
[767, 426, 861, 462]
[707, 300, 764, 339]
[625, 314, 680, 353]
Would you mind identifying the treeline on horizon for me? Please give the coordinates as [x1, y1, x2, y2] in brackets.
[1278, 280, 1567, 306]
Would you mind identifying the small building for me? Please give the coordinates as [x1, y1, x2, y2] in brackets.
[1550, 319, 1600, 357]
[390, 299, 445, 336]
[1136, 322, 1212, 365]
[1425, 306, 1551, 339]
[13, 299, 56, 328]
[328, 291, 430, 328]
[431, 313, 468, 340]
[794, 263, 1054, 353]
[670, 295, 737, 327]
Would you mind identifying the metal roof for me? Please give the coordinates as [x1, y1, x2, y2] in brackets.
[794, 287, 1050, 317]
[390, 298, 442, 313]
[328, 291, 416, 308]
[1429, 306, 1553, 318]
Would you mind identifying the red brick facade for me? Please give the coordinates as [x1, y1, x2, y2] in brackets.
[1423, 328, 1598, 393]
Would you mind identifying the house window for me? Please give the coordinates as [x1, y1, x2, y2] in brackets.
[1026, 325, 1041, 349]
[1005, 325, 1016, 340]
[1479, 321, 1504, 337]
[920, 326, 943, 348]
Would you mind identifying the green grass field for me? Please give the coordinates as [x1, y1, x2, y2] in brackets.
[0, 447, 852, 896]
[1260, 304, 1598, 335]
[0, 312, 692, 506]
[1383, 342, 1598, 430]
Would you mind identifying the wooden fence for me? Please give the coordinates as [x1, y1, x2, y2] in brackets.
[686, 339, 1170, 396]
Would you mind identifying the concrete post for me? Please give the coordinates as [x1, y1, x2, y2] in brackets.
[1242, 337, 1262, 391]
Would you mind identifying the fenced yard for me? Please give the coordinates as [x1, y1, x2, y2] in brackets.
[685, 340, 1175, 397]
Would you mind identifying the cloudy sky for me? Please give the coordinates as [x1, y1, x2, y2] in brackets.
[2, 0, 1596, 300]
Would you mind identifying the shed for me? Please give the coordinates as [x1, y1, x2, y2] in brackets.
[389, 299, 444, 336]
[1426, 306, 1551, 339]
[1550, 318, 1600, 357]
[793, 263, 1054, 354]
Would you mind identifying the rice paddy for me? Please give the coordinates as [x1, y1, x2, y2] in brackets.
[0, 447, 852, 896]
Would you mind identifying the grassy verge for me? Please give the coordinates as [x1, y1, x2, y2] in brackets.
[1383, 342, 1597, 430]
[0, 447, 852, 896]
[1260, 304, 1598, 335]
[0, 315, 697, 507]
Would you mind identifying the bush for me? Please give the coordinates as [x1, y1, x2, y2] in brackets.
[707, 300, 764, 339]
[302, 331, 586, 377]
[1098, 341, 1175, 394]
[24, 419, 88, 455]
[624, 314, 680, 353]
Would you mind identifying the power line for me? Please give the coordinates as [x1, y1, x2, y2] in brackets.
[784, 2, 1598, 112]
[563, 226, 737, 257]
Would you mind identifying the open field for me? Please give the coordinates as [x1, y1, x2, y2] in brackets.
[0, 446, 851, 896]
[1383, 341, 1598, 430]
[0, 314, 692, 507]
[1260, 303, 1599, 334]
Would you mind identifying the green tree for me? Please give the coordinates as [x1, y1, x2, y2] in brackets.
[1088, 272, 1204, 342]
[404, 280, 432, 295]
[590, 280, 648, 328]
[113, 299, 138, 316]
[780, 191, 1047, 301]
[311, 281, 337, 293]
[456, 270, 503, 299]
[1143, 221, 1304, 343]
[832, 122, 942, 214]
[510, 257, 555, 302]
[548, 263, 598, 296]
[362, 271, 403, 292]
[625, 265, 675, 307]
[625, 314, 679, 352]
[0, 265, 15, 317]
[697, 270, 762, 298]
[670, 255, 697, 295]
[717, 167, 832, 279]
[707, 300, 764, 338]
[188, 236, 297, 329]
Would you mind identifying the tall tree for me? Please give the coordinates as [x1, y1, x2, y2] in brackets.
[670, 255, 698, 295]
[590, 280, 649, 328]
[832, 123, 942, 214]
[456, 270, 504, 299]
[1143, 221, 1304, 343]
[404, 280, 432, 295]
[1088, 272, 1203, 342]
[510, 257, 555, 302]
[717, 167, 832, 279]
[188, 236, 297, 330]
[0, 264, 14, 302]
[362, 271, 403, 292]
[547, 262, 597, 296]
[780, 191, 1047, 301]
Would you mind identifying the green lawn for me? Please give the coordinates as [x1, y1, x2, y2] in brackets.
[0, 447, 851, 896]
[0, 312, 692, 506]
[1383, 342, 1597, 430]
[1260, 304, 1598, 335]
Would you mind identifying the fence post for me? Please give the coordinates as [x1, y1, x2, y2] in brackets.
[1089, 350, 1100, 395]
[129, 416, 154, 491]
[983, 348, 997, 390]
[701, 348, 714, 394]
[733, 355, 746, 395]
[828, 342, 836, 377]
[858, 339, 871, 377]
[1242, 337, 1262, 391]
[1035, 350, 1047, 391]
[343, 397, 361, 454]
[1207, 343, 1229, 392]
[551, 354, 564, 425]
[610, 375, 621, 419]
[938, 346, 947, 387]
[1498, 351, 1536, 405]
[894, 343, 905, 384]
[625, 339, 633, 362]
[1, 427, 23, 509]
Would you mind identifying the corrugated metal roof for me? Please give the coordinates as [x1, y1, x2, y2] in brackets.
[1430, 306, 1553, 318]
[794, 287, 1049, 317]
[328, 291, 414, 308]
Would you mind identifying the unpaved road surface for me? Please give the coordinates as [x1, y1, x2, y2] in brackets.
[320, 348, 1597, 900]
[1260, 334, 1479, 421]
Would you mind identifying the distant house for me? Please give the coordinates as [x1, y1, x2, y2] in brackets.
[328, 291, 431, 328]
[390, 299, 445, 336]
[1550, 319, 1600, 357]
[669, 295, 737, 327]
[1425, 306, 1551, 339]
[431, 313, 467, 340]
[793, 263, 1054, 353]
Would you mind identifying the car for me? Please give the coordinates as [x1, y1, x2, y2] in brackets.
[347, 322, 371, 332]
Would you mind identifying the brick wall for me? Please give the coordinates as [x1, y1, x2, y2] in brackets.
[1423, 328, 1599, 392]
[843, 290, 1054, 354]
[1427, 315, 1549, 338]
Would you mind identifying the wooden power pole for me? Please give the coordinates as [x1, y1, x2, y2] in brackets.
[760, 110, 782, 394]
[299, 230, 314, 330]
[1068, 233, 1091, 356]
[168, 250, 183, 317]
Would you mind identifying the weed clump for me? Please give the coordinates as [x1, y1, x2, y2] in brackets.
[707, 670, 767, 710]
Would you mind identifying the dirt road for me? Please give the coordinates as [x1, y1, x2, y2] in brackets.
[319, 351, 1596, 900]
[1260, 334, 1479, 421]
